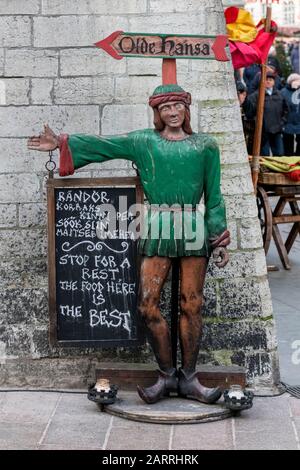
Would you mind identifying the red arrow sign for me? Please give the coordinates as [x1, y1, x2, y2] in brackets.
[95, 30, 124, 60]
[95, 31, 230, 62]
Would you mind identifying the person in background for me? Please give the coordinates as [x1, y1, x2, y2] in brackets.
[236, 81, 254, 154]
[281, 73, 300, 155]
[248, 64, 282, 95]
[243, 63, 260, 90]
[234, 68, 245, 85]
[267, 45, 282, 77]
[243, 72, 288, 156]
[291, 42, 299, 74]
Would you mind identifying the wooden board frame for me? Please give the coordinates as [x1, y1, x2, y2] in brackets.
[47, 177, 144, 348]
[95, 31, 229, 62]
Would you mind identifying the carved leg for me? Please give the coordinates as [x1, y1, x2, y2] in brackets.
[178, 256, 222, 404]
[179, 256, 207, 373]
[137, 256, 177, 403]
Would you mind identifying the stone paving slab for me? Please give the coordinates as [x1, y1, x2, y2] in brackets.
[0, 391, 60, 424]
[288, 397, 300, 417]
[233, 395, 299, 450]
[172, 418, 233, 450]
[293, 416, 300, 436]
[234, 429, 298, 450]
[0, 421, 45, 449]
[41, 418, 109, 449]
[39, 394, 111, 449]
[38, 444, 103, 450]
[106, 416, 171, 450]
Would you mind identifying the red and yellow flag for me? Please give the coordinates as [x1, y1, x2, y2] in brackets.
[225, 7, 277, 69]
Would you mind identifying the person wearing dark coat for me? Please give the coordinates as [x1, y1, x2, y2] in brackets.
[248, 65, 282, 95]
[243, 63, 260, 90]
[291, 43, 299, 74]
[281, 73, 300, 155]
[236, 81, 255, 154]
[243, 72, 288, 156]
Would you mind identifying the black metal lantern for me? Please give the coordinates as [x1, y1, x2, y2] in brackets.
[88, 378, 118, 411]
[223, 385, 253, 412]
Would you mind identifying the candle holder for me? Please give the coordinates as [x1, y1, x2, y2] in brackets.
[88, 378, 118, 411]
[223, 385, 253, 412]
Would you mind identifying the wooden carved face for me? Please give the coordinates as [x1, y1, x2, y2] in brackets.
[157, 101, 186, 129]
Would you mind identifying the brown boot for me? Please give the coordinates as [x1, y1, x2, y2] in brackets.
[178, 368, 222, 404]
[137, 369, 178, 404]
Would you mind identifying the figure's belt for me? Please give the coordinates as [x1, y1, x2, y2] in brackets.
[149, 206, 197, 212]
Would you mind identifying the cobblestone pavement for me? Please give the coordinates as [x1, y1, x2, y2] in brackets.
[0, 390, 299, 450]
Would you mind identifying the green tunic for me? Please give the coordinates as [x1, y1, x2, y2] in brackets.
[67, 129, 227, 257]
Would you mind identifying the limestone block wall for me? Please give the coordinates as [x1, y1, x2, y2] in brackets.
[0, 0, 280, 390]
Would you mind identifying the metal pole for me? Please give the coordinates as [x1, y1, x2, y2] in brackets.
[171, 258, 179, 369]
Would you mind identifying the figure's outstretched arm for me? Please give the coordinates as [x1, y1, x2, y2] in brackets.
[203, 138, 230, 268]
[27, 125, 138, 177]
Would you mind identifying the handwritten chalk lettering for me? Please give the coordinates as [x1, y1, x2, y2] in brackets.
[107, 280, 135, 295]
[79, 210, 99, 220]
[96, 229, 135, 240]
[59, 254, 90, 266]
[94, 255, 117, 268]
[56, 217, 81, 229]
[59, 280, 78, 291]
[120, 258, 131, 269]
[81, 281, 104, 292]
[82, 267, 120, 281]
[57, 190, 110, 204]
[92, 292, 106, 306]
[97, 219, 111, 231]
[56, 202, 98, 213]
[59, 305, 82, 318]
[118, 196, 131, 234]
[96, 206, 111, 219]
[82, 267, 109, 281]
[116, 210, 133, 221]
[56, 217, 98, 232]
[56, 227, 97, 238]
[89, 308, 131, 334]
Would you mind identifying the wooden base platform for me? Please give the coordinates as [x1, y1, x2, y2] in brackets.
[96, 363, 246, 391]
[104, 391, 233, 424]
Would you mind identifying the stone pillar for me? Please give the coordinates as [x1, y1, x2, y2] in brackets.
[0, 0, 280, 392]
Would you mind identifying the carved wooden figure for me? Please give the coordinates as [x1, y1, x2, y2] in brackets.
[28, 84, 230, 405]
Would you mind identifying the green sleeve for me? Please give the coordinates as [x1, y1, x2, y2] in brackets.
[203, 138, 227, 239]
[68, 132, 137, 170]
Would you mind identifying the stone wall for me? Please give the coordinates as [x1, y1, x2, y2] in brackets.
[0, 0, 280, 391]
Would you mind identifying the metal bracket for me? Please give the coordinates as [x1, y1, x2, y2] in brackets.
[45, 150, 56, 178]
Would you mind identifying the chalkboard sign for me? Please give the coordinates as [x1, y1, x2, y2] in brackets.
[47, 177, 145, 347]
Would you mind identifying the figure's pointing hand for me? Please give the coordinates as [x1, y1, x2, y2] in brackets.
[27, 124, 59, 152]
